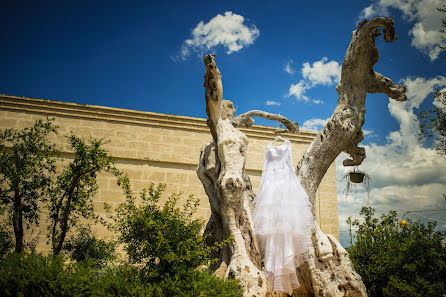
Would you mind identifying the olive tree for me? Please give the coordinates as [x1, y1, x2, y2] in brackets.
[197, 17, 407, 296]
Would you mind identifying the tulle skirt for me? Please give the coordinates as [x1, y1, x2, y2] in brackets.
[253, 168, 315, 293]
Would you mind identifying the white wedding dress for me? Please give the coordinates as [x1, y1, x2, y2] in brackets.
[253, 139, 315, 294]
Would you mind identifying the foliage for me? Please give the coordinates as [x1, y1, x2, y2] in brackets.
[0, 252, 242, 297]
[0, 118, 58, 253]
[347, 207, 446, 297]
[419, 5, 446, 153]
[48, 134, 116, 255]
[0, 118, 240, 295]
[419, 90, 446, 155]
[95, 265, 242, 297]
[110, 180, 231, 280]
[90, 265, 155, 296]
[0, 252, 96, 297]
[438, 4, 445, 59]
[154, 268, 242, 297]
[0, 227, 13, 258]
[63, 225, 116, 265]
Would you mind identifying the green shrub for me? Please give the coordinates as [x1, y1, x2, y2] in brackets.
[94, 266, 241, 297]
[111, 182, 228, 280]
[0, 252, 95, 297]
[157, 269, 242, 297]
[348, 207, 446, 297]
[0, 252, 242, 297]
[92, 265, 157, 296]
[63, 225, 116, 265]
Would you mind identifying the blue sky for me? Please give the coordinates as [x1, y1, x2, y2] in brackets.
[1, 0, 445, 246]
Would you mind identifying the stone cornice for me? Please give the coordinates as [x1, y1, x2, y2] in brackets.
[0, 94, 316, 143]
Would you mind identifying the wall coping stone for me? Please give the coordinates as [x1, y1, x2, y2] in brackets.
[0, 94, 317, 143]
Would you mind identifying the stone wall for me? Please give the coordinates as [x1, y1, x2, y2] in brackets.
[0, 94, 338, 253]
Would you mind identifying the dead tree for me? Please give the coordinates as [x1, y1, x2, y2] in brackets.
[196, 17, 407, 297]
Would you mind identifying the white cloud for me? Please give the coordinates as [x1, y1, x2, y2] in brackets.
[387, 76, 446, 147]
[359, 0, 445, 60]
[179, 11, 260, 60]
[337, 75, 446, 247]
[403, 76, 446, 109]
[287, 57, 340, 103]
[288, 80, 310, 101]
[302, 57, 341, 86]
[362, 129, 377, 139]
[301, 117, 329, 132]
[284, 60, 295, 74]
[359, 4, 388, 19]
[410, 22, 442, 60]
[266, 100, 281, 106]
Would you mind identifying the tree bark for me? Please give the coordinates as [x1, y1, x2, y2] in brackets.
[197, 18, 407, 296]
[13, 187, 23, 253]
[233, 110, 299, 133]
[53, 175, 80, 255]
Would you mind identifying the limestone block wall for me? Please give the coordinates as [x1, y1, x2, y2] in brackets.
[0, 95, 338, 253]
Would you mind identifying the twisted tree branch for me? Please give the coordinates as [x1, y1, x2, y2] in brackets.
[232, 110, 299, 133]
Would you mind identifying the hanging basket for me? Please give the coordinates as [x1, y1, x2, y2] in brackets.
[349, 172, 365, 183]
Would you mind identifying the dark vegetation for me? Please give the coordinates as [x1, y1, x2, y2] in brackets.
[0, 118, 241, 297]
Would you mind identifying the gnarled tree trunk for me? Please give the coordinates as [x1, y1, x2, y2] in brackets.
[197, 18, 407, 297]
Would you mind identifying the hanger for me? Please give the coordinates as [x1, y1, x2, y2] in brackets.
[272, 135, 286, 145]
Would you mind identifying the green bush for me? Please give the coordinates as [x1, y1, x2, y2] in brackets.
[348, 207, 446, 297]
[63, 225, 116, 265]
[92, 265, 156, 296]
[111, 182, 228, 280]
[157, 269, 242, 297]
[0, 252, 242, 297]
[0, 252, 95, 297]
[94, 266, 242, 297]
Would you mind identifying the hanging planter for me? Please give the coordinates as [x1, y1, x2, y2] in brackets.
[349, 171, 365, 183]
[342, 167, 371, 198]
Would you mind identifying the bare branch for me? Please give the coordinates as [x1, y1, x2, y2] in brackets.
[369, 71, 407, 101]
[203, 55, 223, 141]
[232, 110, 299, 133]
[359, 17, 398, 43]
[343, 130, 366, 166]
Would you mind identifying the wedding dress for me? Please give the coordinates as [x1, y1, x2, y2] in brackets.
[253, 139, 315, 294]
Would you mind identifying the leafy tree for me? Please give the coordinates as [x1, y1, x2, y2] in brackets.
[439, 4, 445, 59]
[0, 118, 57, 253]
[418, 5, 446, 152]
[419, 90, 446, 155]
[48, 134, 116, 255]
[347, 207, 446, 297]
[110, 179, 230, 280]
